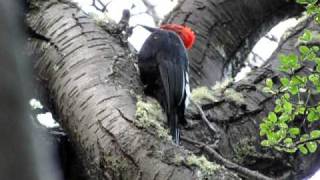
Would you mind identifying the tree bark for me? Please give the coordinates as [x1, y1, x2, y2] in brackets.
[27, 0, 227, 179]
[26, 0, 317, 179]
[164, 0, 302, 86]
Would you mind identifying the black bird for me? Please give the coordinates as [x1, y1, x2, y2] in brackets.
[138, 24, 195, 144]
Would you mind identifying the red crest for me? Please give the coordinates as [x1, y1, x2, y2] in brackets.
[160, 24, 196, 49]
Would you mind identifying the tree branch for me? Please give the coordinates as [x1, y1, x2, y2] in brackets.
[193, 102, 221, 145]
[141, 0, 161, 25]
[184, 139, 274, 180]
[91, 0, 112, 12]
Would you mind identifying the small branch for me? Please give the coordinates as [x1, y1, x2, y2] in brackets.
[183, 139, 274, 180]
[193, 102, 221, 141]
[297, 40, 320, 47]
[251, 51, 265, 62]
[300, 89, 311, 130]
[265, 34, 278, 42]
[276, 136, 320, 150]
[131, 11, 148, 17]
[141, 0, 161, 25]
[92, 0, 112, 12]
[100, 9, 132, 46]
[294, 136, 320, 147]
[181, 136, 218, 150]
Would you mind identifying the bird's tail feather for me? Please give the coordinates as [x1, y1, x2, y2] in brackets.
[168, 111, 180, 144]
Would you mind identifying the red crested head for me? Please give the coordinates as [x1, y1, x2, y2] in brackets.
[160, 24, 196, 49]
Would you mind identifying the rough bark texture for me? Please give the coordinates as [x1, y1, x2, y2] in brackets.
[26, 0, 319, 179]
[164, 0, 302, 86]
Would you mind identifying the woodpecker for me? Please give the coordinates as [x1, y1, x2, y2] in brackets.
[138, 24, 195, 144]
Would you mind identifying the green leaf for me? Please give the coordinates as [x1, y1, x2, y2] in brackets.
[315, 57, 320, 64]
[267, 132, 277, 144]
[288, 54, 299, 67]
[268, 112, 277, 123]
[289, 86, 299, 95]
[306, 51, 317, 61]
[300, 30, 313, 41]
[284, 148, 297, 153]
[316, 13, 320, 24]
[307, 109, 319, 122]
[284, 93, 290, 99]
[279, 114, 289, 122]
[262, 87, 276, 94]
[278, 123, 288, 129]
[309, 74, 319, 84]
[307, 4, 318, 15]
[275, 105, 282, 113]
[300, 134, 310, 141]
[297, 106, 306, 114]
[316, 64, 320, 72]
[291, 76, 303, 85]
[296, 0, 309, 4]
[298, 145, 309, 155]
[284, 137, 293, 145]
[299, 45, 310, 54]
[283, 101, 293, 113]
[306, 142, 317, 153]
[289, 128, 300, 136]
[307, 0, 318, 5]
[266, 78, 273, 88]
[312, 46, 319, 52]
[280, 77, 290, 86]
[259, 123, 269, 136]
[279, 54, 289, 65]
[311, 130, 320, 138]
[261, 140, 270, 147]
[279, 66, 290, 73]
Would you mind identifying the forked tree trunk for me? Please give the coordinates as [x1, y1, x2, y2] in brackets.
[27, 1, 204, 179]
[26, 0, 318, 179]
[164, 0, 302, 86]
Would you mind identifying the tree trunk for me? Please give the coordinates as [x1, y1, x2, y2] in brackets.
[164, 0, 302, 86]
[26, 0, 317, 179]
[27, 0, 214, 179]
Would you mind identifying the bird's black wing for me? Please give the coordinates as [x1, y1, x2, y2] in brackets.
[138, 31, 160, 86]
[157, 31, 188, 112]
[158, 57, 186, 111]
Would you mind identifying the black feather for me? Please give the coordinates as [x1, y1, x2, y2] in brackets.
[138, 28, 189, 144]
